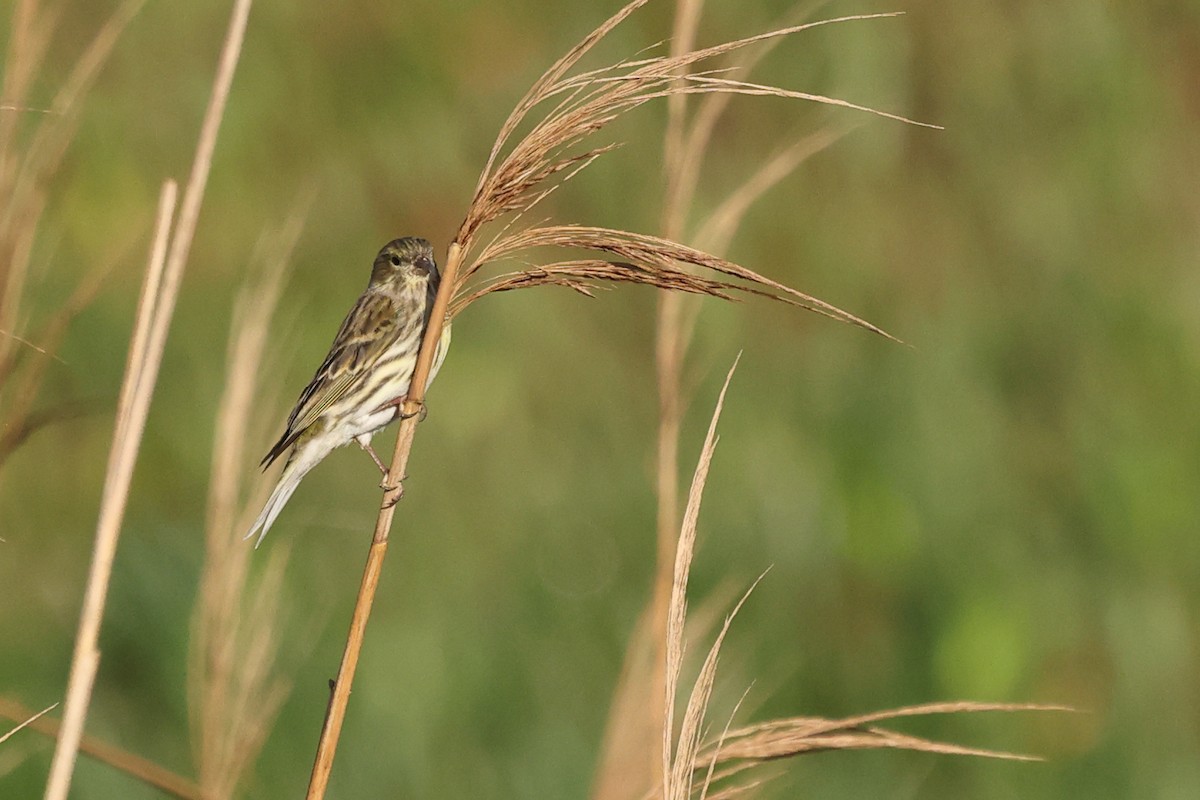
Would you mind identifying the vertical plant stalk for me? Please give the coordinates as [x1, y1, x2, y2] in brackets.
[305, 241, 464, 800]
[592, 6, 854, 797]
[189, 206, 305, 800]
[651, 3, 704, 780]
[45, 1, 253, 797]
[43, 179, 177, 800]
[662, 355, 738, 799]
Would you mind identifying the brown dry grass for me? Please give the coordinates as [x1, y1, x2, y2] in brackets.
[307, 2, 947, 795]
[652, 362, 1068, 800]
[0, 697, 200, 799]
[0, 703, 58, 748]
[2, 2, 1062, 797]
[0, 0, 145, 469]
[307, 3, 937, 793]
[575, 4, 1067, 800]
[44, 0, 255, 796]
[447, 4, 934, 323]
[0, 174, 303, 800]
[188, 203, 308, 799]
[596, 2, 869, 797]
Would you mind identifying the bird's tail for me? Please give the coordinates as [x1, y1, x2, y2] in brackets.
[244, 455, 313, 548]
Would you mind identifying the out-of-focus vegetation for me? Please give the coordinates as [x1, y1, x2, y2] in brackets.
[2, 1, 1198, 797]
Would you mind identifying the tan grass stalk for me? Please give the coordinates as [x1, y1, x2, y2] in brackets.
[45, 2, 253, 796]
[303, 240, 465, 800]
[450, 5, 935, 293]
[42, 178, 177, 800]
[308, 4, 931, 793]
[188, 207, 305, 799]
[0, 0, 145, 340]
[0, 0, 144, 466]
[455, 226, 897, 338]
[0, 0, 56, 346]
[646, 371, 1068, 800]
[598, 3, 856, 796]
[0, 701, 57, 746]
[0, 697, 201, 799]
[662, 355, 740, 799]
[699, 701, 1074, 765]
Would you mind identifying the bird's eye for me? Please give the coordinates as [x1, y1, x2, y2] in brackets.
[389, 255, 401, 267]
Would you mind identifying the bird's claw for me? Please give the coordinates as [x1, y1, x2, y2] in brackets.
[399, 403, 427, 422]
[376, 394, 428, 422]
[380, 471, 406, 506]
[382, 485, 404, 509]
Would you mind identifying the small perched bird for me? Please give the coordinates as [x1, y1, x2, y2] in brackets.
[245, 237, 451, 547]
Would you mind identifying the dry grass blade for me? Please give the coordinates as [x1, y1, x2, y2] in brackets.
[666, 0, 835, 234]
[0, 254, 117, 468]
[0, 0, 145, 342]
[454, 6, 934, 315]
[686, 701, 1075, 787]
[474, 0, 652, 200]
[464, 225, 898, 341]
[602, 10, 846, 799]
[188, 206, 304, 800]
[0, 698, 201, 799]
[42, 178, 178, 800]
[663, 355, 740, 799]
[695, 127, 845, 255]
[46, 1, 253, 796]
[672, 575, 766, 800]
[314, 5, 932, 795]
[0, 0, 145, 471]
[0, 702, 57, 746]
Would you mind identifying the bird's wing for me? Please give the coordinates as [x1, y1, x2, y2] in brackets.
[261, 291, 403, 468]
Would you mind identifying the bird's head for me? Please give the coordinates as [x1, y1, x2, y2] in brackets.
[370, 237, 438, 289]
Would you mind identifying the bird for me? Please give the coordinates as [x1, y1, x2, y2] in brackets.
[245, 237, 451, 547]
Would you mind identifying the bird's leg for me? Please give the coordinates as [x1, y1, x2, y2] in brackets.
[375, 394, 427, 422]
[357, 439, 389, 476]
[356, 439, 402, 491]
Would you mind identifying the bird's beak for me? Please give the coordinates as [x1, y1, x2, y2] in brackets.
[414, 255, 434, 276]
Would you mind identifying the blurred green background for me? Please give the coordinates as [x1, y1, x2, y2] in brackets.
[3, 0, 1199, 797]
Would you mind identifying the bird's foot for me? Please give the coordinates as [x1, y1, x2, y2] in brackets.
[382, 480, 405, 509]
[376, 394, 427, 422]
[380, 468, 407, 499]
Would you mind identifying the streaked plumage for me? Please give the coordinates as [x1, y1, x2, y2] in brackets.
[246, 237, 451, 547]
